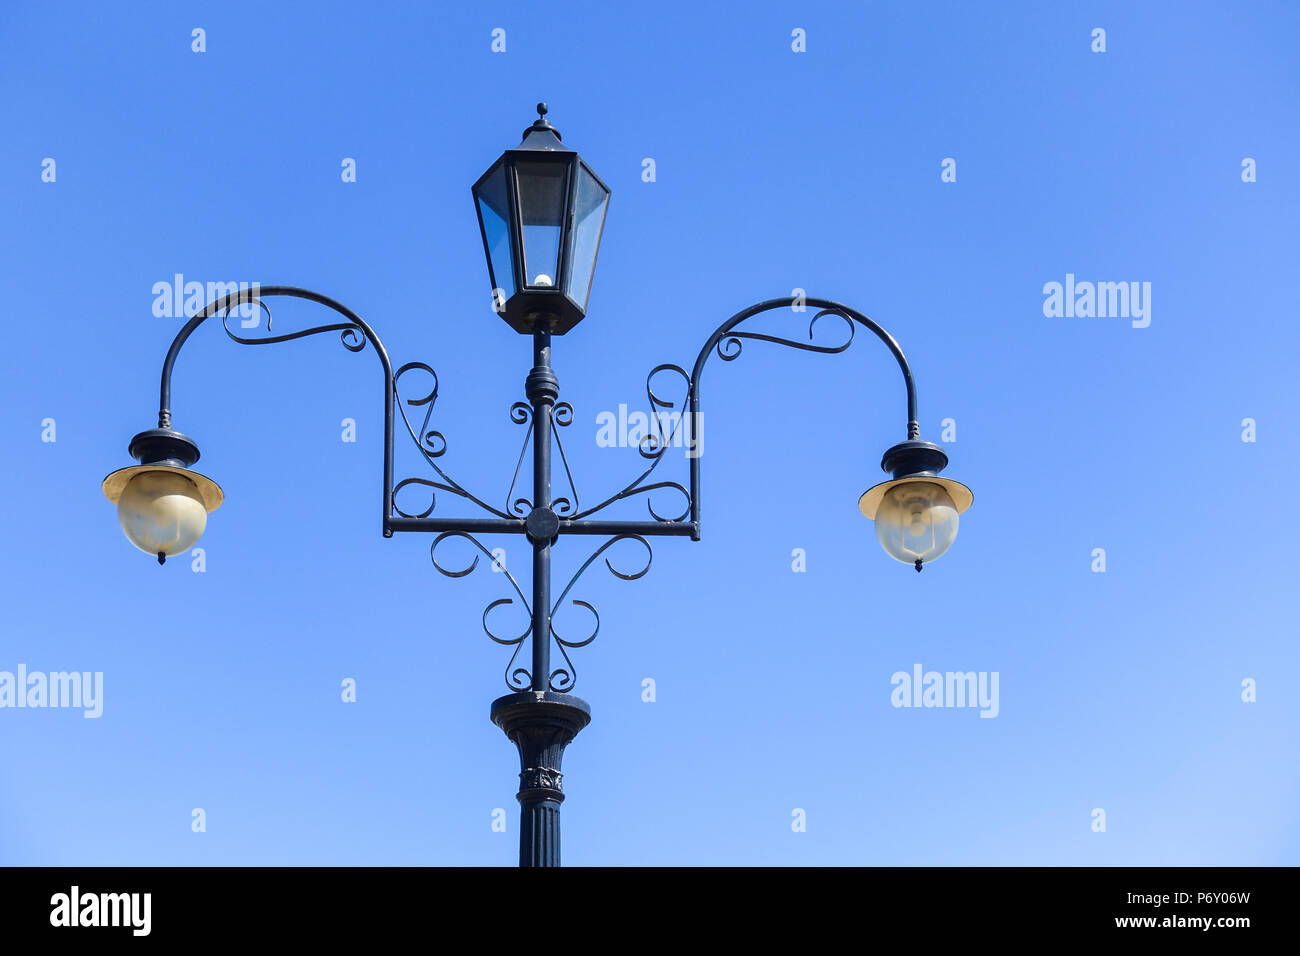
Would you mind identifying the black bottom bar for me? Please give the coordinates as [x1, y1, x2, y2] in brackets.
[0, 866, 1284, 940]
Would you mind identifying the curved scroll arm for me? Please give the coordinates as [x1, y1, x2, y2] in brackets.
[684, 296, 920, 539]
[689, 297, 918, 437]
[572, 297, 919, 538]
[155, 285, 397, 533]
[686, 293, 920, 538]
[154, 285, 507, 533]
[158, 286, 392, 429]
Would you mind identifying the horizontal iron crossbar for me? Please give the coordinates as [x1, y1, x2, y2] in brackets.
[384, 517, 697, 537]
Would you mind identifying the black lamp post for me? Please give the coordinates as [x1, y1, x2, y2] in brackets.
[102, 104, 972, 867]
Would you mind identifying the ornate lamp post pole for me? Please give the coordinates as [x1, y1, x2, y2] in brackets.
[102, 105, 972, 867]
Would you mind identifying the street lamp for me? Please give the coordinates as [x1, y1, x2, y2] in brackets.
[860, 440, 973, 570]
[473, 103, 610, 333]
[101, 428, 222, 564]
[101, 104, 972, 866]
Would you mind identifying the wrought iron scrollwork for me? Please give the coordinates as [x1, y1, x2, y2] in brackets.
[505, 401, 533, 516]
[550, 401, 580, 516]
[429, 531, 534, 691]
[563, 309, 856, 528]
[219, 299, 368, 354]
[503, 399, 580, 516]
[545, 534, 653, 692]
[714, 307, 856, 362]
[690, 298, 920, 443]
[570, 364, 693, 523]
[155, 290, 920, 701]
[392, 362, 513, 520]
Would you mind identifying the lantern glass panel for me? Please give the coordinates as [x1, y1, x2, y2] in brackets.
[565, 164, 609, 308]
[476, 163, 516, 302]
[515, 160, 569, 289]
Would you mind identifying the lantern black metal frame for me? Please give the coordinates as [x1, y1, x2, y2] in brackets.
[472, 104, 610, 335]
[108, 107, 967, 867]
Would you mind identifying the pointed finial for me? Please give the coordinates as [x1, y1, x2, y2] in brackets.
[521, 102, 561, 142]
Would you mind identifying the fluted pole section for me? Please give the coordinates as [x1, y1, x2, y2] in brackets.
[491, 691, 591, 867]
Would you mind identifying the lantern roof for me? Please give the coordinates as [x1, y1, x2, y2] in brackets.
[516, 103, 571, 152]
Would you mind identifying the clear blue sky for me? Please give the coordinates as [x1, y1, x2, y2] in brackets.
[2, 0, 1296, 865]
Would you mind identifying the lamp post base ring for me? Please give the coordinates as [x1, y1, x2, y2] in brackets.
[491, 692, 590, 867]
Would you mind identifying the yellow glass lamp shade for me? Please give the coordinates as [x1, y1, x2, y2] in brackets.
[859, 476, 972, 568]
[102, 465, 223, 560]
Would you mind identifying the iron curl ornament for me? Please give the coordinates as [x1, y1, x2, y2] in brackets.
[428, 530, 534, 691]
[546, 533, 653, 692]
